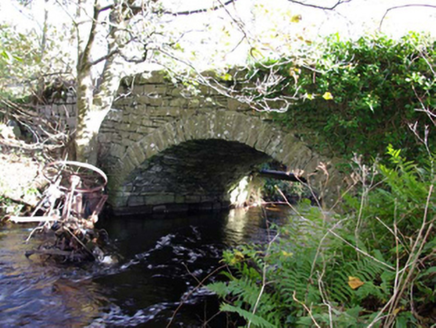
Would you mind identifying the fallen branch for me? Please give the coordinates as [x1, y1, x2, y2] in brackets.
[9, 215, 59, 223]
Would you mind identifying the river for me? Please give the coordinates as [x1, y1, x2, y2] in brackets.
[0, 206, 291, 327]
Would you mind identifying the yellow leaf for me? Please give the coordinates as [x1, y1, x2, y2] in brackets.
[221, 73, 233, 81]
[281, 251, 293, 257]
[304, 93, 314, 100]
[322, 92, 334, 100]
[348, 276, 364, 290]
[291, 15, 302, 23]
[249, 47, 264, 59]
[234, 251, 244, 261]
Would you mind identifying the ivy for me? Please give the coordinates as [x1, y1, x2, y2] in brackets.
[250, 33, 436, 162]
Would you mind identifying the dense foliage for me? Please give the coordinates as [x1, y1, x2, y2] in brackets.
[210, 34, 436, 327]
[209, 149, 436, 326]
[253, 33, 436, 162]
[0, 23, 73, 100]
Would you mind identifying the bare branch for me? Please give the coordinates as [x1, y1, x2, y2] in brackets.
[379, 4, 436, 32]
[160, 0, 239, 16]
[285, 0, 352, 10]
[79, 0, 100, 70]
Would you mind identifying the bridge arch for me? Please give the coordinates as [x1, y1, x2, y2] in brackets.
[104, 110, 331, 214]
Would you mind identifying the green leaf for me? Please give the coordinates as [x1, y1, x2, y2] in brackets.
[220, 303, 277, 328]
[206, 282, 229, 297]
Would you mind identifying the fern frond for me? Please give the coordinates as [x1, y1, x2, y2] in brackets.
[220, 303, 277, 328]
[207, 281, 230, 298]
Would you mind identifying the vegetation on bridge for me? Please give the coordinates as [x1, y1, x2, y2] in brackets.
[252, 33, 436, 162]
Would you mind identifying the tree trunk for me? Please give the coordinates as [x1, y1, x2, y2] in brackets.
[74, 57, 122, 164]
[73, 0, 124, 165]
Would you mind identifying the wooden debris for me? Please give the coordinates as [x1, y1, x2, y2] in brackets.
[9, 215, 60, 223]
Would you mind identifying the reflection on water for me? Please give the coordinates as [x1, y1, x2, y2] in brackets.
[0, 207, 291, 327]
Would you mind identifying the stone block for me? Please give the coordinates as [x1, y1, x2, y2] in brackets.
[136, 125, 153, 134]
[145, 194, 175, 205]
[141, 138, 159, 158]
[136, 95, 152, 105]
[130, 142, 146, 164]
[152, 205, 167, 213]
[265, 134, 283, 157]
[173, 122, 187, 143]
[120, 137, 133, 147]
[244, 118, 264, 148]
[171, 88, 181, 97]
[203, 85, 214, 94]
[185, 195, 201, 203]
[133, 84, 145, 95]
[141, 118, 158, 127]
[282, 145, 312, 171]
[66, 117, 76, 129]
[110, 143, 126, 158]
[170, 98, 188, 108]
[129, 133, 144, 142]
[188, 99, 200, 108]
[152, 130, 166, 150]
[303, 155, 322, 174]
[143, 71, 166, 84]
[120, 154, 136, 177]
[142, 84, 167, 95]
[162, 124, 179, 146]
[191, 115, 209, 139]
[127, 195, 145, 207]
[199, 202, 213, 210]
[226, 113, 246, 141]
[108, 195, 128, 208]
[107, 109, 123, 122]
[148, 97, 165, 107]
[126, 148, 141, 167]
[254, 127, 275, 153]
[228, 98, 249, 111]
[179, 117, 195, 141]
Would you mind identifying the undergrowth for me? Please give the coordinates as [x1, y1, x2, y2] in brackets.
[208, 147, 436, 327]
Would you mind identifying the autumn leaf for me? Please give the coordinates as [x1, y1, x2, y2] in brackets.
[221, 73, 233, 81]
[249, 47, 264, 59]
[291, 15, 302, 23]
[229, 251, 245, 265]
[348, 276, 364, 290]
[322, 92, 334, 100]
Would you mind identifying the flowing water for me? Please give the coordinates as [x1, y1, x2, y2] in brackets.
[0, 207, 291, 327]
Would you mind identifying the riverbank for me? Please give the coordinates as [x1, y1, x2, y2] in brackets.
[0, 137, 47, 218]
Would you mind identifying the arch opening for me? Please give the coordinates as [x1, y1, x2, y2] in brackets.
[114, 139, 274, 215]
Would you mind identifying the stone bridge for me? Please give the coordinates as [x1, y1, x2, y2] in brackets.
[93, 71, 340, 215]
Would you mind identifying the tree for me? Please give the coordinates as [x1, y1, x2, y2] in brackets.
[3, 0, 357, 164]
[54, 0, 254, 164]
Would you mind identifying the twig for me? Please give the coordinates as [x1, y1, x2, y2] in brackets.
[379, 4, 436, 32]
[248, 234, 279, 328]
[292, 291, 321, 328]
[64, 226, 95, 258]
[286, 0, 351, 11]
[166, 264, 228, 328]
